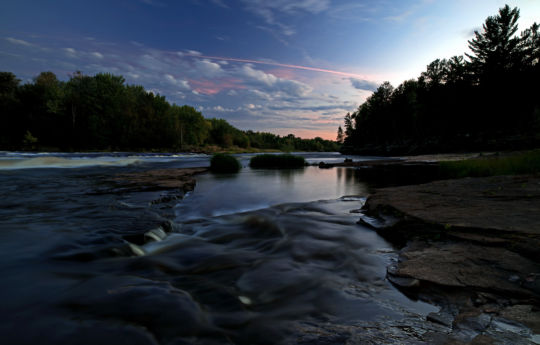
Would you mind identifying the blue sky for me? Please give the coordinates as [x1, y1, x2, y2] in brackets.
[1, 0, 539, 139]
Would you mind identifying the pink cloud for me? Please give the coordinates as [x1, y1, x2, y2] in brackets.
[265, 68, 297, 79]
[189, 78, 245, 95]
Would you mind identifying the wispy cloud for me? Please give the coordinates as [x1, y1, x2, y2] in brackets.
[164, 74, 191, 90]
[5, 37, 34, 47]
[189, 78, 245, 95]
[268, 101, 356, 112]
[64, 47, 77, 58]
[139, 0, 166, 7]
[242, 0, 330, 19]
[91, 52, 104, 59]
[240, 0, 330, 39]
[349, 78, 379, 91]
[240, 64, 313, 97]
[327, 2, 375, 22]
[183, 52, 371, 79]
[385, 9, 414, 22]
[194, 59, 224, 78]
[210, 0, 228, 9]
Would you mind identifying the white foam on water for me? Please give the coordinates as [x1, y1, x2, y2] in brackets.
[210, 205, 272, 217]
[0, 156, 142, 170]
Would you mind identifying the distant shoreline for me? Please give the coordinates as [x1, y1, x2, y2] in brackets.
[0, 146, 283, 155]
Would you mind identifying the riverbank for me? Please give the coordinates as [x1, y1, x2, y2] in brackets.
[359, 173, 540, 344]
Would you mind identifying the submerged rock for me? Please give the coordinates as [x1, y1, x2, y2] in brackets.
[318, 161, 334, 169]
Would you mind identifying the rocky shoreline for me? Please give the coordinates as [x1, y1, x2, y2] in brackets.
[359, 174, 540, 344]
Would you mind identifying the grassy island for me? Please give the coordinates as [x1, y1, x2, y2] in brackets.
[210, 153, 241, 173]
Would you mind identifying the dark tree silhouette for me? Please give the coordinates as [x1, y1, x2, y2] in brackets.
[466, 5, 521, 82]
[0, 71, 339, 152]
[336, 126, 344, 144]
[340, 5, 540, 155]
[0, 72, 21, 146]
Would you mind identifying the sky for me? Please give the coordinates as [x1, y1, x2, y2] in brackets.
[1, 1, 539, 140]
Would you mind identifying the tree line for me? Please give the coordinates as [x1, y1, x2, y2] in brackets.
[0, 71, 338, 152]
[339, 5, 540, 155]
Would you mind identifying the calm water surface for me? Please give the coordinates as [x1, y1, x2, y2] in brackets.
[0, 152, 434, 345]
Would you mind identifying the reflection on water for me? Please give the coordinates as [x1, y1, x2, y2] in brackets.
[0, 152, 435, 344]
[175, 167, 368, 219]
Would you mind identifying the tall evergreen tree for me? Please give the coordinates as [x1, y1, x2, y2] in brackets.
[466, 5, 521, 81]
[339, 5, 540, 155]
[336, 126, 344, 143]
[343, 113, 354, 138]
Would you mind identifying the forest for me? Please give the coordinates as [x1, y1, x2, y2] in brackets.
[339, 5, 540, 155]
[0, 71, 338, 152]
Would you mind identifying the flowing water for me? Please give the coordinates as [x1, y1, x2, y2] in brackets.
[0, 152, 436, 345]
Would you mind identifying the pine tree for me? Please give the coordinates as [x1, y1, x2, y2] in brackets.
[343, 113, 354, 138]
[336, 126, 344, 143]
[466, 5, 521, 81]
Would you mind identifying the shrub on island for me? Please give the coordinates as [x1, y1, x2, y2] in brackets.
[210, 153, 241, 173]
[249, 154, 306, 169]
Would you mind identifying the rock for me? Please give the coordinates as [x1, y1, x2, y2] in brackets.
[112, 167, 208, 193]
[499, 304, 540, 333]
[150, 193, 180, 205]
[358, 172, 540, 344]
[454, 311, 492, 334]
[318, 162, 334, 169]
[363, 175, 540, 240]
[358, 211, 401, 229]
[387, 273, 421, 288]
[469, 335, 496, 345]
[391, 241, 540, 299]
[426, 311, 454, 328]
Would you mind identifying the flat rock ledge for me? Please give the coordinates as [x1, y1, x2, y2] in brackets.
[360, 174, 540, 344]
[115, 167, 208, 190]
[100, 167, 209, 198]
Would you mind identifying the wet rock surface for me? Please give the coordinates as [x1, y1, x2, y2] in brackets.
[91, 167, 209, 205]
[114, 167, 208, 191]
[394, 241, 540, 297]
[360, 174, 540, 344]
[363, 175, 540, 235]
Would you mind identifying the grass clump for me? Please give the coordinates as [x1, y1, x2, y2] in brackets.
[439, 150, 540, 178]
[249, 154, 305, 169]
[210, 153, 241, 173]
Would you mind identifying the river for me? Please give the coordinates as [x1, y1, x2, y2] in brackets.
[0, 151, 437, 345]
